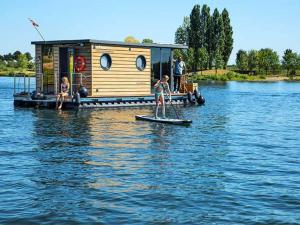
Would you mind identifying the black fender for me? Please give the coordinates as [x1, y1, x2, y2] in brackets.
[194, 89, 205, 105]
[187, 91, 195, 104]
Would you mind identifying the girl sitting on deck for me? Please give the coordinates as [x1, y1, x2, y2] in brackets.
[56, 76, 70, 110]
[154, 75, 172, 119]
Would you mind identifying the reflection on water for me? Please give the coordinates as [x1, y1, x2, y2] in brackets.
[1, 77, 300, 224]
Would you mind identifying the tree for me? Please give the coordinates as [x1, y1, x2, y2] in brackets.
[214, 48, 223, 73]
[3, 53, 14, 61]
[175, 26, 186, 45]
[13, 51, 22, 60]
[207, 15, 214, 69]
[25, 52, 33, 61]
[124, 36, 140, 43]
[236, 50, 248, 71]
[282, 49, 298, 76]
[198, 47, 209, 74]
[28, 61, 35, 70]
[189, 5, 201, 70]
[248, 50, 258, 71]
[257, 48, 280, 75]
[17, 54, 29, 71]
[142, 38, 153, 44]
[211, 9, 225, 72]
[221, 8, 233, 69]
[200, 5, 210, 48]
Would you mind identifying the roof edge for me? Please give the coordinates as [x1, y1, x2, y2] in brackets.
[31, 39, 188, 49]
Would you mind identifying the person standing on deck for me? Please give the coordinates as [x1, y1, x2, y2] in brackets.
[173, 56, 186, 93]
[154, 75, 172, 119]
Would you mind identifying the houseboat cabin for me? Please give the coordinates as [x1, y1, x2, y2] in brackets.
[14, 39, 205, 109]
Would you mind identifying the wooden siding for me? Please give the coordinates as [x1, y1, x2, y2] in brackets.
[35, 45, 42, 92]
[91, 45, 151, 96]
[75, 45, 92, 95]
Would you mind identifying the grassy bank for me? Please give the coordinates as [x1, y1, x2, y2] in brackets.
[0, 69, 35, 77]
[189, 70, 299, 82]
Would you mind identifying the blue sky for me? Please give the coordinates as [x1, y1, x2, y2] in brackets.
[0, 0, 299, 64]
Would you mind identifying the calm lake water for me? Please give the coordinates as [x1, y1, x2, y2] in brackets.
[0, 77, 299, 224]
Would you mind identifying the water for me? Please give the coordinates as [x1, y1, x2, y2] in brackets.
[0, 77, 299, 224]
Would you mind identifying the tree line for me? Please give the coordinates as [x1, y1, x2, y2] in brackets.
[124, 36, 154, 44]
[0, 51, 34, 72]
[174, 4, 233, 72]
[236, 49, 300, 76]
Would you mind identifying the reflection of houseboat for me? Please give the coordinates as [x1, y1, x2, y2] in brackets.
[14, 39, 204, 109]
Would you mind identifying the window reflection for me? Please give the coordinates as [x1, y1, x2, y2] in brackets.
[150, 48, 172, 93]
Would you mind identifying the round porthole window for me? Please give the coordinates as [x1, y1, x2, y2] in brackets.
[100, 53, 112, 70]
[136, 55, 146, 71]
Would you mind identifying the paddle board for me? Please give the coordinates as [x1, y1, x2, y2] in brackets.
[135, 115, 192, 125]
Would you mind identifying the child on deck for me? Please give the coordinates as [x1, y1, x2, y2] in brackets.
[154, 75, 172, 119]
[56, 76, 70, 110]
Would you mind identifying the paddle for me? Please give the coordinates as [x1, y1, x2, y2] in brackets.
[162, 84, 180, 119]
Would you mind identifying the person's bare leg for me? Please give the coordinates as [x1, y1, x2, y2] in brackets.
[58, 96, 64, 110]
[155, 101, 159, 119]
[56, 94, 61, 109]
[161, 96, 165, 118]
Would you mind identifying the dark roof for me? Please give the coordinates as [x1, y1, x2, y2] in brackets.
[31, 39, 188, 49]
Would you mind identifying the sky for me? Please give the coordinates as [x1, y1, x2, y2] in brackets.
[0, 0, 300, 64]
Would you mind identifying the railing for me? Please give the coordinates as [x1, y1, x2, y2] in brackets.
[13, 73, 37, 95]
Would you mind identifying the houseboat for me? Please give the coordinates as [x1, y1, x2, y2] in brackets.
[13, 39, 205, 109]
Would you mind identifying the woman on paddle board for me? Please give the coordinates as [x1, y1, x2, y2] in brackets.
[154, 75, 172, 119]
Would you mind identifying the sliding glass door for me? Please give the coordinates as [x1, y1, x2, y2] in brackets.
[150, 48, 173, 93]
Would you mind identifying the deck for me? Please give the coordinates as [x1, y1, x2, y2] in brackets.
[13, 93, 200, 110]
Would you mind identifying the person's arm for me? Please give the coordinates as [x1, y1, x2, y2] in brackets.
[154, 80, 160, 88]
[183, 62, 186, 74]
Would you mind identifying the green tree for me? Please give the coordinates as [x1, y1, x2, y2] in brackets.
[13, 51, 22, 60]
[3, 53, 14, 61]
[142, 38, 153, 44]
[221, 8, 233, 69]
[17, 54, 29, 72]
[28, 61, 35, 70]
[189, 5, 201, 49]
[207, 15, 214, 69]
[175, 26, 186, 44]
[189, 5, 201, 70]
[282, 49, 298, 76]
[214, 48, 223, 73]
[211, 9, 225, 71]
[185, 48, 195, 71]
[236, 50, 248, 71]
[248, 50, 258, 71]
[124, 36, 140, 43]
[25, 52, 33, 61]
[200, 5, 210, 49]
[257, 48, 280, 75]
[198, 47, 209, 74]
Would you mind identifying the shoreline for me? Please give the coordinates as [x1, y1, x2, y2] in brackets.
[1, 75, 300, 82]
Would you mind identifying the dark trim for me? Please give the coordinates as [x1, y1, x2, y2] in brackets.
[100, 53, 112, 71]
[31, 39, 188, 49]
[136, 55, 146, 71]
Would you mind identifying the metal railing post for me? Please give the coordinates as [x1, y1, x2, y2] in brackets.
[28, 75, 31, 93]
[14, 74, 16, 94]
[23, 74, 26, 93]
